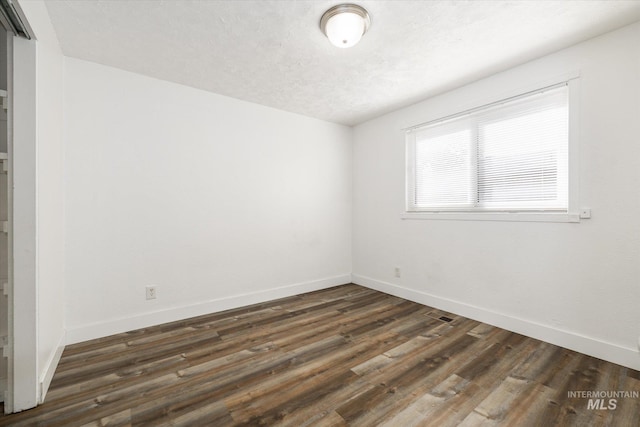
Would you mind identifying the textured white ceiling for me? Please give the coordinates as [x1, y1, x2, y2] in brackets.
[42, 0, 640, 126]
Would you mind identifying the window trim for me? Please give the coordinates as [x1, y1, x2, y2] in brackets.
[404, 75, 580, 223]
[401, 211, 580, 223]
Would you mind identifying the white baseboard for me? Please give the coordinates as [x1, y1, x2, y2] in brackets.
[39, 330, 65, 403]
[352, 274, 640, 371]
[66, 274, 352, 345]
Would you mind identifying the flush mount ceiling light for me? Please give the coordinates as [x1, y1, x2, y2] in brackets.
[320, 4, 371, 48]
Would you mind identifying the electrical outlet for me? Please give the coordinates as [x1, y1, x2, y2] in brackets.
[146, 286, 157, 300]
[394, 267, 401, 278]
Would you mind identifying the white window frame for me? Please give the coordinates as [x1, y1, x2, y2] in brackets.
[403, 76, 580, 223]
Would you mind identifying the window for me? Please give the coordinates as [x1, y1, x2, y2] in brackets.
[406, 83, 574, 220]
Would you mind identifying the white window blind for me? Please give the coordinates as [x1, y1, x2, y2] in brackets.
[407, 84, 569, 213]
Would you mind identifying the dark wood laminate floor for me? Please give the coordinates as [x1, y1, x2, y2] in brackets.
[1, 284, 639, 426]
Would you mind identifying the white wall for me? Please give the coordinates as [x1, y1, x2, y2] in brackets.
[15, 0, 66, 407]
[64, 58, 352, 343]
[353, 22, 640, 370]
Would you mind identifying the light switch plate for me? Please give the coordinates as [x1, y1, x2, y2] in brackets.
[579, 208, 591, 219]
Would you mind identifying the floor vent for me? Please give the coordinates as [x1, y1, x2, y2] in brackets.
[439, 316, 453, 323]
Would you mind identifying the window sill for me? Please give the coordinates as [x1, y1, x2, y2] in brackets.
[401, 211, 580, 223]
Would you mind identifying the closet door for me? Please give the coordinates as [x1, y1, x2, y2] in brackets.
[0, 27, 8, 408]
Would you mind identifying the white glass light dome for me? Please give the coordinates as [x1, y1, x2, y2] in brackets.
[320, 4, 371, 49]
